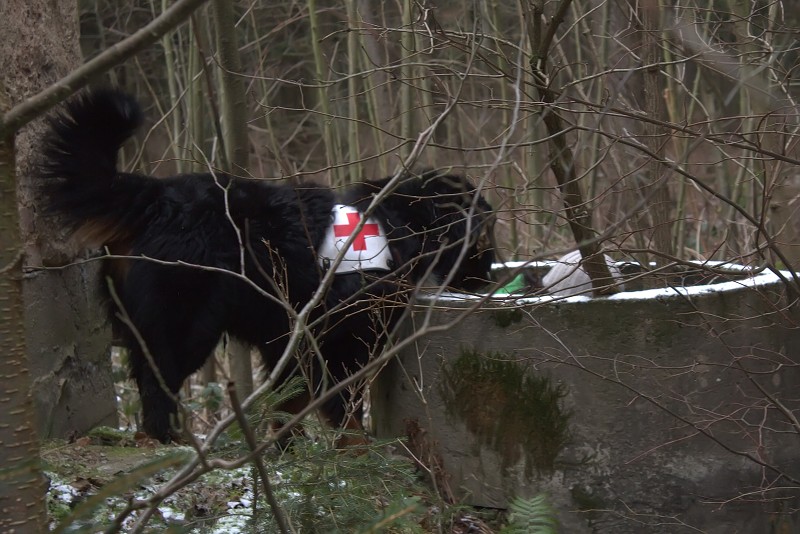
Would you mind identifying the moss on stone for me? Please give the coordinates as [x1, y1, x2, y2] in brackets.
[439, 348, 571, 476]
[86, 426, 130, 445]
[492, 308, 524, 328]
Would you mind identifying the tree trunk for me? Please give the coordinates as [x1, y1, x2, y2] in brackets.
[0, 88, 48, 534]
[637, 0, 675, 262]
[307, 0, 342, 183]
[357, 0, 393, 177]
[213, 0, 254, 400]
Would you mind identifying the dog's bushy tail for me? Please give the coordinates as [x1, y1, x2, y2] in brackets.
[40, 88, 156, 247]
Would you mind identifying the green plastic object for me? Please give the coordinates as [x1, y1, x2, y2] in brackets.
[495, 273, 526, 295]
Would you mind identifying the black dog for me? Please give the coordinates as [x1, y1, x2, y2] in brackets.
[40, 89, 494, 443]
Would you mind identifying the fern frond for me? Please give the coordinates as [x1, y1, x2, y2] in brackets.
[501, 494, 558, 534]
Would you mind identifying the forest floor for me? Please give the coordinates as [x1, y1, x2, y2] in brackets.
[43, 427, 504, 533]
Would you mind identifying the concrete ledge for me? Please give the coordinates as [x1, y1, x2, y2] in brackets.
[372, 269, 800, 533]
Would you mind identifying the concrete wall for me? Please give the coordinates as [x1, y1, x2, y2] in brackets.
[25, 263, 117, 438]
[372, 271, 800, 533]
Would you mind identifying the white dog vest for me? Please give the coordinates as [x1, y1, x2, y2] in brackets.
[318, 204, 392, 274]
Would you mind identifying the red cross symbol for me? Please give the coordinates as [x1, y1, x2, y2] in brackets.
[334, 212, 380, 251]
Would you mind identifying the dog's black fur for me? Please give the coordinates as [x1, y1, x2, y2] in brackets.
[40, 89, 494, 443]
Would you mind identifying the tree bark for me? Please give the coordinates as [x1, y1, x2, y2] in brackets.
[213, 0, 254, 400]
[0, 87, 48, 534]
[638, 0, 675, 261]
